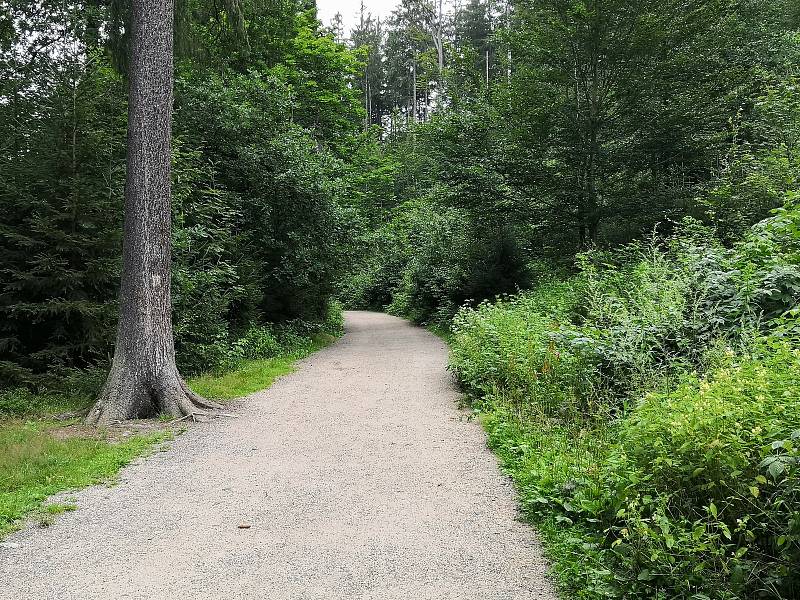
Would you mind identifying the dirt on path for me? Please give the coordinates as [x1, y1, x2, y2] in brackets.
[0, 312, 557, 600]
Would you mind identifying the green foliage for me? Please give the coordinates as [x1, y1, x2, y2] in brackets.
[450, 209, 800, 599]
[174, 66, 349, 327]
[388, 203, 473, 323]
[232, 327, 282, 361]
[604, 346, 800, 597]
[338, 200, 415, 310]
[271, 10, 365, 150]
[704, 32, 800, 241]
[0, 422, 168, 538]
[184, 300, 344, 386]
[450, 278, 582, 412]
[0, 53, 127, 382]
[171, 141, 247, 374]
[343, 0, 800, 330]
[343, 171, 532, 325]
[1, 0, 361, 383]
[0, 369, 105, 419]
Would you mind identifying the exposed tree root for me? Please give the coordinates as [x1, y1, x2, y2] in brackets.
[86, 364, 222, 426]
[179, 379, 223, 410]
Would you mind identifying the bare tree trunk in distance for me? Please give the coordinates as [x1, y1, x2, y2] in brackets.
[412, 58, 417, 123]
[87, 0, 220, 425]
[435, 0, 444, 78]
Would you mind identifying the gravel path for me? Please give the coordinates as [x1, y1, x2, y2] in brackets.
[0, 311, 556, 600]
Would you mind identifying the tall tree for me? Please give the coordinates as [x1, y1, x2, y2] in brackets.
[499, 0, 783, 247]
[87, 0, 219, 423]
[352, 8, 385, 127]
[0, 0, 128, 383]
[330, 11, 345, 42]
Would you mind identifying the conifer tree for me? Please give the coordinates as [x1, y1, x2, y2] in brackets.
[86, 0, 220, 423]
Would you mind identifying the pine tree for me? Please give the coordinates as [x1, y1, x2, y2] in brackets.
[87, 0, 220, 423]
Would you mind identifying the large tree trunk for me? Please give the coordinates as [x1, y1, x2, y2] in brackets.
[87, 0, 219, 425]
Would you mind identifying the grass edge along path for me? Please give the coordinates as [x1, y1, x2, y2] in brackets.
[0, 332, 339, 540]
[187, 332, 337, 400]
[478, 407, 613, 599]
[430, 324, 596, 600]
[0, 425, 171, 539]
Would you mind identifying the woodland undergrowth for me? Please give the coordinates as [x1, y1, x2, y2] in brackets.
[448, 210, 800, 599]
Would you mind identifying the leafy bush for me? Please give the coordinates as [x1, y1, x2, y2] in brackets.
[337, 213, 410, 310]
[449, 208, 800, 599]
[383, 204, 531, 325]
[322, 300, 346, 336]
[231, 327, 282, 361]
[450, 278, 586, 416]
[601, 344, 800, 597]
[388, 204, 471, 324]
[171, 142, 249, 375]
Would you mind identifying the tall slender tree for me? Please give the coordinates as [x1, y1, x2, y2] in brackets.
[87, 0, 220, 424]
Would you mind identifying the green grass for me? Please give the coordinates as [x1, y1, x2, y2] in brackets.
[187, 333, 337, 400]
[188, 356, 303, 400]
[0, 379, 101, 420]
[0, 329, 339, 540]
[426, 323, 453, 344]
[0, 420, 168, 538]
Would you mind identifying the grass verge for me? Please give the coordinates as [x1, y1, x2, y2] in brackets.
[0, 331, 339, 540]
[187, 332, 337, 400]
[0, 421, 169, 539]
[480, 405, 615, 598]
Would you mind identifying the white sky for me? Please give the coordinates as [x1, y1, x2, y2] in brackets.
[317, 0, 398, 34]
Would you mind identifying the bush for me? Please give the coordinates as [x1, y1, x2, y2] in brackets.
[187, 300, 344, 375]
[231, 327, 282, 361]
[322, 300, 345, 336]
[387, 204, 532, 325]
[387, 204, 471, 323]
[337, 216, 410, 310]
[450, 278, 586, 416]
[449, 209, 800, 599]
[600, 343, 800, 598]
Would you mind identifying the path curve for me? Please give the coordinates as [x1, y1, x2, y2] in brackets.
[0, 312, 556, 600]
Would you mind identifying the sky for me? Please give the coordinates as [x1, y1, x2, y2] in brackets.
[317, 0, 398, 34]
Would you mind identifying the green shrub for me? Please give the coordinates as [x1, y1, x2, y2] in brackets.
[449, 210, 800, 599]
[454, 305, 800, 598]
[602, 343, 800, 598]
[570, 241, 698, 404]
[388, 204, 471, 324]
[232, 327, 282, 361]
[322, 300, 345, 336]
[450, 278, 588, 417]
[338, 216, 410, 310]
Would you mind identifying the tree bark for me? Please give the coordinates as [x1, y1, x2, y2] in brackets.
[87, 0, 219, 425]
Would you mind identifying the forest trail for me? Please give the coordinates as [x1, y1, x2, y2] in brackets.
[0, 312, 556, 600]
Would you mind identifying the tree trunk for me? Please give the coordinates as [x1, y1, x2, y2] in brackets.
[87, 0, 219, 425]
[412, 59, 417, 123]
[434, 0, 444, 90]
